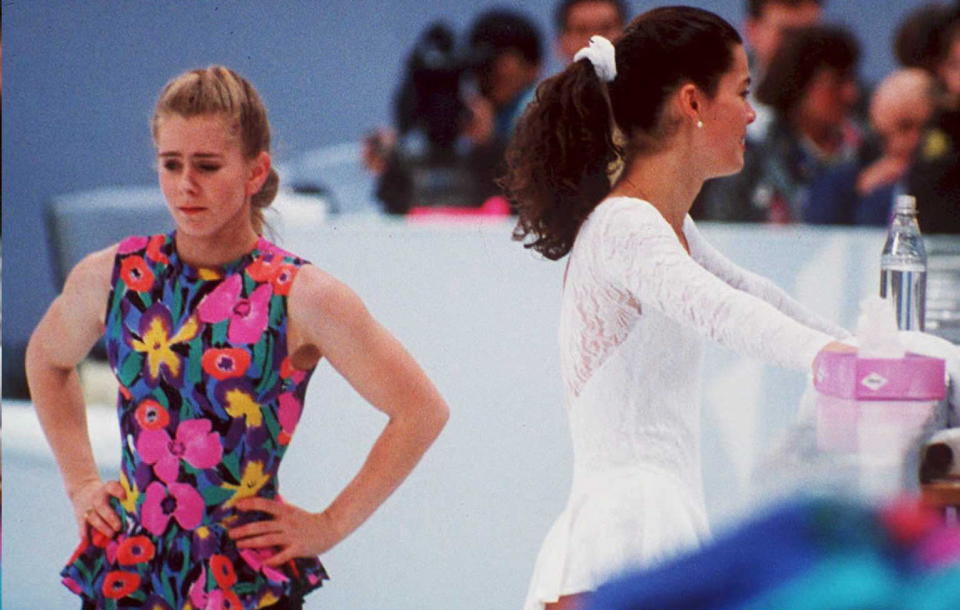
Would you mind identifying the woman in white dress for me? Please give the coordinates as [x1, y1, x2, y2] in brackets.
[500, 7, 853, 610]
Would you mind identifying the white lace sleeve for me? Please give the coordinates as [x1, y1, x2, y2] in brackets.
[596, 199, 834, 371]
[682, 217, 852, 339]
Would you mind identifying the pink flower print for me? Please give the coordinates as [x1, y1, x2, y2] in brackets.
[138, 418, 223, 484]
[277, 392, 302, 445]
[239, 547, 290, 583]
[206, 588, 243, 610]
[141, 481, 204, 536]
[62, 577, 84, 595]
[105, 536, 119, 565]
[117, 235, 149, 255]
[197, 274, 272, 344]
[188, 564, 208, 608]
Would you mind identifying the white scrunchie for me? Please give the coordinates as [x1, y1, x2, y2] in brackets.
[573, 35, 617, 82]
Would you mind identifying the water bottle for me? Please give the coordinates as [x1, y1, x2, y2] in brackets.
[880, 195, 927, 331]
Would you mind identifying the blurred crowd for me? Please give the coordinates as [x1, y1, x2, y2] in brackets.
[360, 0, 960, 234]
[362, 1, 628, 215]
[694, 0, 960, 235]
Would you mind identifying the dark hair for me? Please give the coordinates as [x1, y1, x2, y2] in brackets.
[469, 8, 543, 66]
[745, 0, 824, 20]
[554, 0, 629, 33]
[936, 14, 960, 69]
[755, 24, 860, 116]
[894, 3, 954, 73]
[501, 6, 741, 260]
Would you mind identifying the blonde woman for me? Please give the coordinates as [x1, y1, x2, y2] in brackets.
[26, 66, 449, 609]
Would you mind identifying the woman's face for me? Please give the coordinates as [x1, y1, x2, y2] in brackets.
[796, 67, 859, 130]
[155, 114, 258, 240]
[700, 44, 756, 177]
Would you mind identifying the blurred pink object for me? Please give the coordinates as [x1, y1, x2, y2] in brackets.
[814, 351, 946, 400]
[406, 195, 511, 221]
[813, 351, 946, 454]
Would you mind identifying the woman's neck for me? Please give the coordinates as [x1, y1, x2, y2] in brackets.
[174, 222, 260, 269]
[609, 146, 703, 232]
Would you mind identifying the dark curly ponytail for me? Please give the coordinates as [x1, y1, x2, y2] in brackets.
[502, 59, 620, 260]
[501, 6, 742, 260]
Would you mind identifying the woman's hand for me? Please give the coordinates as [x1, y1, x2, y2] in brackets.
[229, 498, 345, 567]
[821, 340, 857, 354]
[812, 340, 857, 375]
[69, 478, 125, 539]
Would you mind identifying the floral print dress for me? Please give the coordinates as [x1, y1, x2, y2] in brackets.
[62, 233, 328, 609]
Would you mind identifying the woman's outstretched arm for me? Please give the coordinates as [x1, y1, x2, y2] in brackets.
[597, 200, 841, 371]
[683, 217, 851, 339]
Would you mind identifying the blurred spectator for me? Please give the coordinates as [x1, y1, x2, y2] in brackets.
[894, 2, 954, 74]
[368, 9, 543, 214]
[464, 9, 544, 146]
[554, 0, 629, 64]
[805, 69, 935, 225]
[690, 0, 822, 219]
[696, 25, 862, 223]
[908, 9, 960, 233]
[743, 0, 824, 141]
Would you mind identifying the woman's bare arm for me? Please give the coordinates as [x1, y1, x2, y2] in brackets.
[229, 264, 449, 564]
[25, 244, 125, 537]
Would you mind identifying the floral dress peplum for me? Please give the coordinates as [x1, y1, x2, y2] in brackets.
[61, 233, 329, 609]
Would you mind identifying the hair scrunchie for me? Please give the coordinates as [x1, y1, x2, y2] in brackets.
[573, 35, 617, 82]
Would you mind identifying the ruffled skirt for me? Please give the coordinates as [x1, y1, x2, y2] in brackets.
[60, 497, 328, 609]
[523, 464, 710, 609]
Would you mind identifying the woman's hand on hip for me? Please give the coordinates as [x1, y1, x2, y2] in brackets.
[70, 478, 125, 539]
[229, 497, 344, 567]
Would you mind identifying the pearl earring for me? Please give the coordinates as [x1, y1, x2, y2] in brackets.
[696, 119, 704, 129]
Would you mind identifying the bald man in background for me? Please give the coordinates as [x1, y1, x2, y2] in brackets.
[806, 68, 935, 225]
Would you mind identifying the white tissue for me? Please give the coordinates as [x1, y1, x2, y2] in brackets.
[856, 296, 906, 358]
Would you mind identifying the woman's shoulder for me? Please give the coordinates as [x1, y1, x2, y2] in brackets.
[584, 196, 669, 236]
[69, 233, 171, 292]
[256, 237, 310, 266]
[59, 241, 123, 311]
[595, 195, 660, 216]
[287, 264, 364, 322]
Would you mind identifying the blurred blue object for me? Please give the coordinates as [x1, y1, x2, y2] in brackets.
[586, 496, 960, 610]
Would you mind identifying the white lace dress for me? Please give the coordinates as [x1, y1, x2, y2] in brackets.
[523, 197, 849, 608]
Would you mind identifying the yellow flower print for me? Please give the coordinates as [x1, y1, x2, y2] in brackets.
[197, 267, 222, 281]
[119, 471, 139, 514]
[224, 387, 263, 427]
[129, 305, 200, 386]
[223, 461, 271, 508]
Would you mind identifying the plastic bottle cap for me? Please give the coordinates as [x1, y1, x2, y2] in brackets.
[895, 194, 917, 212]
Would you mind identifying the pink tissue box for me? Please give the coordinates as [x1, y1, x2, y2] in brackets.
[813, 351, 946, 401]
